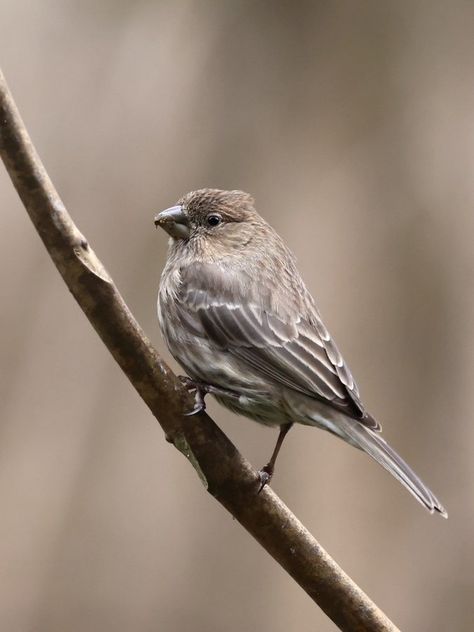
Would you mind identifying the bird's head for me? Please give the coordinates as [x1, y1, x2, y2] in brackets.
[154, 189, 266, 257]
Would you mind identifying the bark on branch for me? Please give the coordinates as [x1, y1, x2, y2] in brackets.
[0, 69, 399, 632]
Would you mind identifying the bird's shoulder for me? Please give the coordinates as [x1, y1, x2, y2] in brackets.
[177, 243, 312, 317]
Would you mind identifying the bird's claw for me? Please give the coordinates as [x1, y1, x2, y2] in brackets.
[184, 392, 206, 416]
[179, 376, 241, 416]
[179, 376, 208, 416]
[257, 465, 273, 493]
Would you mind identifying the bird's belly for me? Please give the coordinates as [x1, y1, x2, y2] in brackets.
[160, 301, 290, 426]
[214, 393, 285, 427]
[165, 328, 284, 425]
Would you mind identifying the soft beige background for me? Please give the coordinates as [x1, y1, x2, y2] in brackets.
[1, 2, 473, 630]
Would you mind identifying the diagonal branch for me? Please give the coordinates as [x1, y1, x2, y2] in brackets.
[0, 69, 399, 632]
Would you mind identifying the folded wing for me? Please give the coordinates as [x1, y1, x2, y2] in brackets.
[178, 264, 380, 431]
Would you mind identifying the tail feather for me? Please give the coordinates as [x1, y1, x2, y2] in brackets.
[339, 418, 447, 517]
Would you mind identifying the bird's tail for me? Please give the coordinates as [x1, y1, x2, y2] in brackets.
[338, 418, 447, 517]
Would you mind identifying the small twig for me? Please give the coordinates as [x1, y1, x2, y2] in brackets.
[0, 68, 399, 632]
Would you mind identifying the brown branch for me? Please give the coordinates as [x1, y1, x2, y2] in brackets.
[0, 68, 400, 632]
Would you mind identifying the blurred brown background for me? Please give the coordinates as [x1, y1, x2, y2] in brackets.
[1, 1, 473, 630]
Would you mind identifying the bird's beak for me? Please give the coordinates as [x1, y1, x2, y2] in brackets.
[154, 205, 190, 239]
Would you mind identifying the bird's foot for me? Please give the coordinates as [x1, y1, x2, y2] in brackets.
[257, 464, 274, 493]
[179, 376, 241, 416]
[179, 376, 210, 416]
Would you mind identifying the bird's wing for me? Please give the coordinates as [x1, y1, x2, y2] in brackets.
[178, 263, 379, 430]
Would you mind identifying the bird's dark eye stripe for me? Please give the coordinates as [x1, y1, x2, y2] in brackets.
[207, 214, 222, 226]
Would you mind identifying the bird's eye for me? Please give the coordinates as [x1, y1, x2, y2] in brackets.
[206, 214, 222, 227]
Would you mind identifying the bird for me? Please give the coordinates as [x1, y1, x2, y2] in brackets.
[154, 188, 447, 517]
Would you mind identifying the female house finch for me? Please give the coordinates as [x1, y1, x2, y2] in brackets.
[155, 188, 446, 517]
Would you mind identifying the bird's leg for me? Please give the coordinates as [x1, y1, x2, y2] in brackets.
[258, 422, 293, 492]
[179, 376, 240, 416]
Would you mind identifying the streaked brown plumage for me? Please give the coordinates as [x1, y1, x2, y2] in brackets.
[155, 188, 447, 517]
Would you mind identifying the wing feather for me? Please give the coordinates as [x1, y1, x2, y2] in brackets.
[178, 264, 380, 430]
